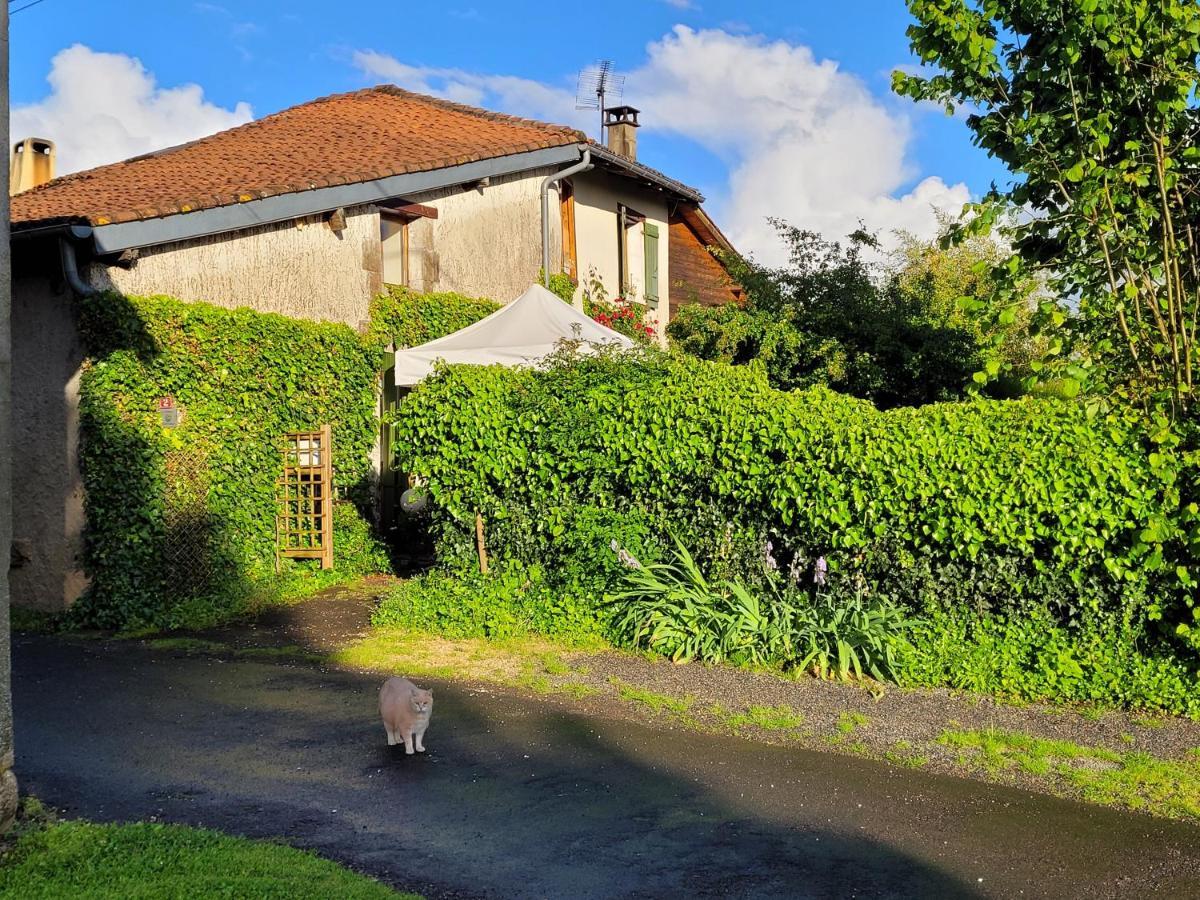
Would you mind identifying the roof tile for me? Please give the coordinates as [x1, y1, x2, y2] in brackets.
[12, 85, 587, 228]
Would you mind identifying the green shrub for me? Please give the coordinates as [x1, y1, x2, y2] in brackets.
[539, 269, 578, 304]
[73, 293, 390, 630]
[606, 535, 770, 665]
[366, 284, 498, 349]
[394, 351, 1199, 711]
[332, 500, 393, 576]
[666, 225, 984, 407]
[372, 565, 606, 642]
[791, 586, 913, 683]
[904, 605, 1200, 716]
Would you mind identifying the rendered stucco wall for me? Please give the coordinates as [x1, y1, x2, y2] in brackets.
[93, 170, 563, 320]
[405, 168, 560, 305]
[96, 206, 382, 329]
[10, 275, 87, 613]
[571, 171, 671, 340]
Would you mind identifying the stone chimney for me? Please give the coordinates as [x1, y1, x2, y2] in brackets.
[604, 106, 640, 161]
[10, 138, 56, 195]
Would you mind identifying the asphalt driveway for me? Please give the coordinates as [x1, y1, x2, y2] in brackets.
[12, 634, 1200, 899]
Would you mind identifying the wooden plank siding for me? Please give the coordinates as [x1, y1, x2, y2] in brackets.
[668, 216, 741, 317]
[561, 181, 578, 280]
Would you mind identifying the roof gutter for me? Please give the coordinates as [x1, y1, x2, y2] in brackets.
[10, 222, 92, 242]
[540, 147, 592, 296]
[11, 222, 100, 297]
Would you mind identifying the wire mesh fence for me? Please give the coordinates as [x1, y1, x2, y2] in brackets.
[162, 446, 218, 597]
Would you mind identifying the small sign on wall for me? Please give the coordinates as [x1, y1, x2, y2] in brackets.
[158, 396, 183, 428]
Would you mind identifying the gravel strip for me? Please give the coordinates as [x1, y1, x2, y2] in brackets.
[568, 650, 1200, 761]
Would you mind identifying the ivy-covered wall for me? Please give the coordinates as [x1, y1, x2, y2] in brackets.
[73, 293, 388, 629]
[366, 285, 499, 349]
[70, 286, 500, 630]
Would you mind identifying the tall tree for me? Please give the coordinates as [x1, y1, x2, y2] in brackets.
[894, 0, 1200, 420]
[668, 223, 982, 408]
[892, 220, 1043, 394]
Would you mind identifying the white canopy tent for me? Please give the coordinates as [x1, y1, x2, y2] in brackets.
[392, 283, 637, 387]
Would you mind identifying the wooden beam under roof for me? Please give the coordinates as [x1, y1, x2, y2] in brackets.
[378, 199, 439, 219]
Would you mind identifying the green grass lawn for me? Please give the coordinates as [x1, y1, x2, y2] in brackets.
[940, 728, 1200, 820]
[0, 812, 419, 899]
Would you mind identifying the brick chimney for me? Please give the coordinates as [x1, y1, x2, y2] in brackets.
[10, 138, 56, 195]
[604, 106, 640, 161]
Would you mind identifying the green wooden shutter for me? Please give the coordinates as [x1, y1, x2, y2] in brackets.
[643, 223, 660, 307]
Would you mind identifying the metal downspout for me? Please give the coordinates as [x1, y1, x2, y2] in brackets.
[58, 236, 98, 297]
[540, 147, 592, 297]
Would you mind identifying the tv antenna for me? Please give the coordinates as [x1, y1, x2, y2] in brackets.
[576, 60, 625, 141]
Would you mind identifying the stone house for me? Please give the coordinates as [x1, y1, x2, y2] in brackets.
[9, 85, 740, 612]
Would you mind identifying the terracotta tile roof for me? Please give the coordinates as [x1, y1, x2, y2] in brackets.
[11, 85, 587, 229]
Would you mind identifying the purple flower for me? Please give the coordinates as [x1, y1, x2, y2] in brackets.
[787, 556, 805, 584]
[814, 556, 828, 588]
[618, 548, 642, 570]
[610, 539, 642, 570]
[763, 539, 779, 571]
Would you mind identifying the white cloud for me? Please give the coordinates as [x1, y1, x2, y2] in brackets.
[662, 0, 697, 9]
[353, 51, 590, 130]
[12, 44, 253, 175]
[355, 27, 969, 264]
[633, 28, 972, 262]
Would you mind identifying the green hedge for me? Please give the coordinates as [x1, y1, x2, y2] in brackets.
[393, 351, 1200, 711]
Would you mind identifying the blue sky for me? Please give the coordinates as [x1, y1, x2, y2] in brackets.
[10, 0, 1010, 261]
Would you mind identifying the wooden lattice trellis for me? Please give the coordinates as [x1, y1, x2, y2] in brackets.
[275, 425, 334, 571]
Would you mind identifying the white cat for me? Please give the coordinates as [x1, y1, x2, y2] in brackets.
[379, 677, 433, 755]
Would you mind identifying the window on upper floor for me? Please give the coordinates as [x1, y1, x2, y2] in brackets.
[616, 204, 646, 298]
[380, 212, 410, 287]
